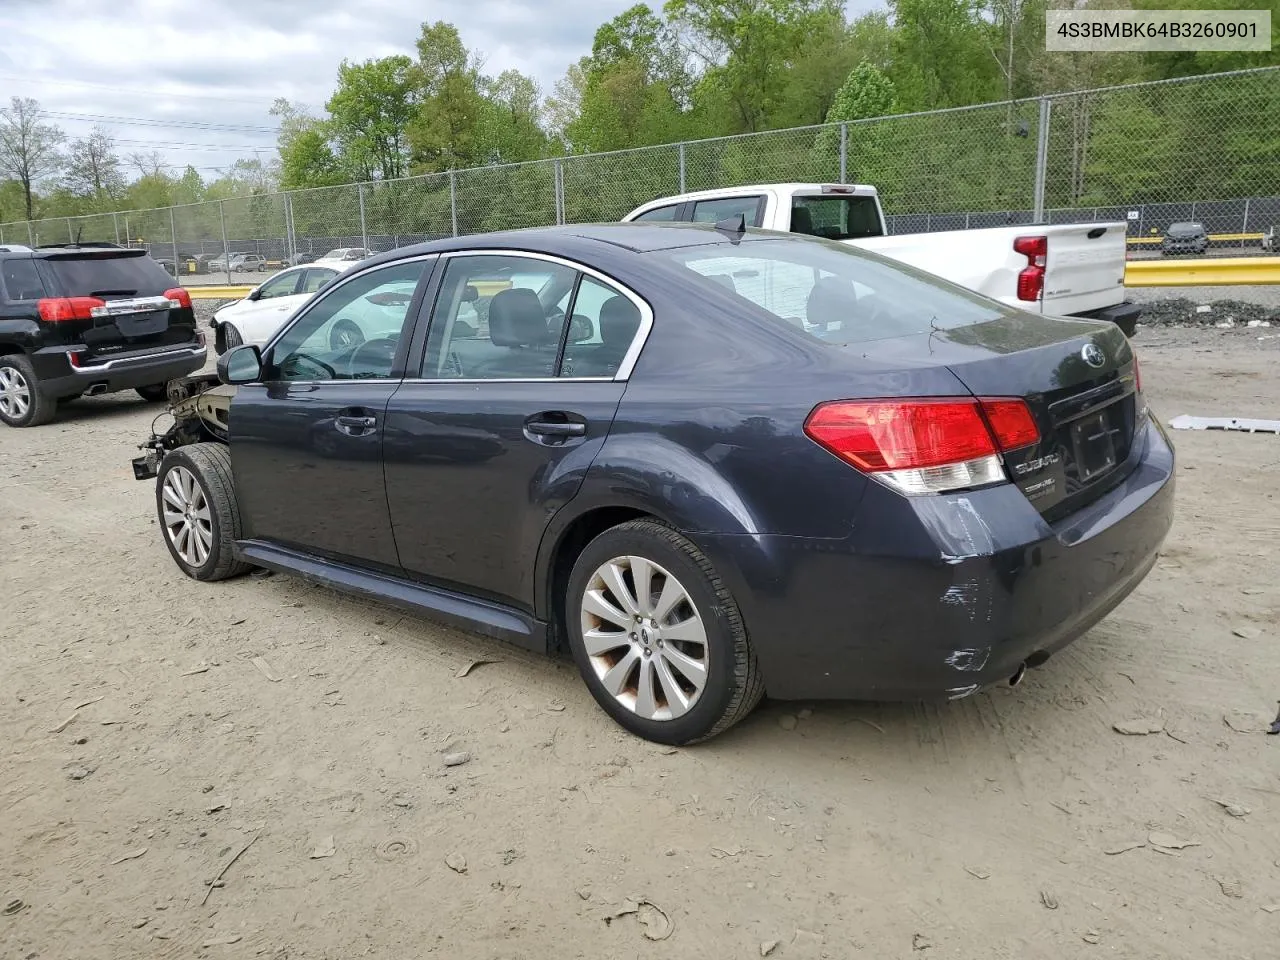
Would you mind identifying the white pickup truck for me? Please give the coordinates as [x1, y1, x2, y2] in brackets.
[622, 183, 1140, 335]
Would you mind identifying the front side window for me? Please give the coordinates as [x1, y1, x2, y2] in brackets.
[421, 254, 582, 380]
[664, 237, 1006, 345]
[270, 260, 427, 381]
[691, 196, 764, 226]
[302, 268, 337, 293]
[256, 271, 301, 300]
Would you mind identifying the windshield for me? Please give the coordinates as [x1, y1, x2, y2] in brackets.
[662, 236, 1006, 345]
[790, 195, 884, 240]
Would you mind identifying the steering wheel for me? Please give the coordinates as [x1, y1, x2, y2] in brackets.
[348, 338, 398, 377]
[282, 352, 338, 380]
[330, 318, 365, 351]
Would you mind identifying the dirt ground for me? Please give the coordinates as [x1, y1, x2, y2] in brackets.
[3, 325, 1279, 960]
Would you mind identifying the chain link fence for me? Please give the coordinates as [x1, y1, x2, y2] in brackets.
[2, 66, 1276, 281]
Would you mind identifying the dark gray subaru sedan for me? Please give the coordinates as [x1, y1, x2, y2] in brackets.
[136, 222, 1174, 744]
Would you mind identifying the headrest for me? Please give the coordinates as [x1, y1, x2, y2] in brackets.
[461, 284, 479, 303]
[489, 288, 552, 347]
[599, 296, 642, 346]
[805, 277, 858, 330]
[791, 206, 815, 235]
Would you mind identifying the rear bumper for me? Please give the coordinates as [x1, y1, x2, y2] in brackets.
[33, 343, 207, 398]
[701, 416, 1175, 701]
[1074, 301, 1141, 337]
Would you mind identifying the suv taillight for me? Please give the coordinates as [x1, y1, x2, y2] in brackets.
[38, 297, 106, 322]
[164, 287, 192, 309]
[804, 398, 1040, 495]
[1013, 235, 1047, 302]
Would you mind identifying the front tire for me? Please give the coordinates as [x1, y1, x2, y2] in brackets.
[0, 354, 56, 427]
[156, 443, 251, 582]
[566, 520, 764, 744]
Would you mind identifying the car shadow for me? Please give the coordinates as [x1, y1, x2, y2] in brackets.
[55, 393, 167, 425]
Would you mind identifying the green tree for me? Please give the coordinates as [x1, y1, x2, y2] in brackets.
[666, 0, 843, 133]
[63, 126, 124, 203]
[477, 70, 549, 164]
[327, 55, 417, 181]
[272, 99, 345, 188]
[406, 21, 486, 172]
[0, 97, 64, 220]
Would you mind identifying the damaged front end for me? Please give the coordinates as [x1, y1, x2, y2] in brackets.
[132, 373, 236, 480]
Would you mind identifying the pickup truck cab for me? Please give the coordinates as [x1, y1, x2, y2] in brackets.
[624, 184, 1140, 335]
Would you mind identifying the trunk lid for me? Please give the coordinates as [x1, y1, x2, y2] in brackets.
[36, 249, 198, 361]
[851, 313, 1140, 518]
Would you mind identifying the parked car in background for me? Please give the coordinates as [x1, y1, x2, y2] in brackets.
[210, 264, 340, 352]
[625, 184, 1141, 335]
[287, 251, 318, 266]
[318, 247, 373, 264]
[135, 223, 1173, 744]
[233, 253, 268, 273]
[1161, 222, 1209, 256]
[0, 244, 204, 427]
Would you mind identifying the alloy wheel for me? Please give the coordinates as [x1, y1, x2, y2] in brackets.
[161, 465, 213, 567]
[579, 555, 709, 721]
[0, 366, 31, 420]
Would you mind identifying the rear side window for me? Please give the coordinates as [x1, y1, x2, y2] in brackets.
[1, 259, 47, 300]
[664, 237, 1005, 345]
[43, 254, 174, 297]
[692, 196, 764, 226]
[791, 196, 883, 240]
[634, 204, 682, 222]
[302, 268, 336, 293]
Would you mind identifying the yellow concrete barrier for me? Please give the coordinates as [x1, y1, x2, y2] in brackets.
[1127, 232, 1265, 245]
[187, 285, 254, 299]
[1125, 256, 1280, 286]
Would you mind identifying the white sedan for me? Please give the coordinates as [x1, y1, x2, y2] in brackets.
[211, 264, 340, 353]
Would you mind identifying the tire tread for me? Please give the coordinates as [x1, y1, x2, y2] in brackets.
[158, 442, 250, 581]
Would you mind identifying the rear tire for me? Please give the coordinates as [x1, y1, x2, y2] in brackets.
[0, 354, 56, 428]
[136, 384, 169, 402]
[156, 443, 251, 582]
[565, 520, 764, 744]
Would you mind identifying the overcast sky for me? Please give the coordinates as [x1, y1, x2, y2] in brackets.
[0, 0, 877, 179]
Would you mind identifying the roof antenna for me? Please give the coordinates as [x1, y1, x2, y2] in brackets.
[714, 213, 747, 243]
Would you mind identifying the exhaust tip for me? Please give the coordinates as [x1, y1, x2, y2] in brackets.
[84, 382, 109, 397]
[1008, 662, 1027, 687]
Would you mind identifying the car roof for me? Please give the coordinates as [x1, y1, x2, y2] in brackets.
[351, 223, 766, 272]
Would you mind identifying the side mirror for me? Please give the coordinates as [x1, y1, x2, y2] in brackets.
[246, 288, 262, 301]
[217, 344, 263, 385]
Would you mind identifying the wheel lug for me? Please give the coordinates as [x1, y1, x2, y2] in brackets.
[656, 639, 663, 647]
[630, 633, 637, 640]
[643, 649, 651, 657]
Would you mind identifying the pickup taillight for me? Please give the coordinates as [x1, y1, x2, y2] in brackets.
[1013, 235, 1047, 302]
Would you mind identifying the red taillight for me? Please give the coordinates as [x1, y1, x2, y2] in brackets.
[978, 399, 1040, 451]
[37, 296, 106, 322]
[164, 287, 192, 309]
[1132, 353, 1142, 393]
[1013, 235, 1047, 302]
[804, 398, 1040, 495]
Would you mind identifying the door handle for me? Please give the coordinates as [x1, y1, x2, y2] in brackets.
[335, 414, 377, 435]
[527, 420, 585, 438]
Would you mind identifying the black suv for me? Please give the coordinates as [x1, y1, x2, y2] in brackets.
[0, 243, 206, 427]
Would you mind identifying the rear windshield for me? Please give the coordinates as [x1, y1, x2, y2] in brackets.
[662, 236, 1005, 345]
[1168, 222, 1204, 234]
[43, 253, 173, 296]
[791, 196, 883, 240]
